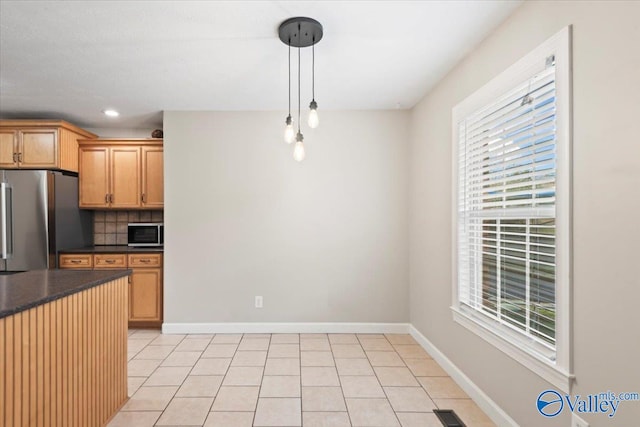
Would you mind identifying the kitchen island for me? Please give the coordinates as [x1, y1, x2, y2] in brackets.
[0, 269, 130, 427]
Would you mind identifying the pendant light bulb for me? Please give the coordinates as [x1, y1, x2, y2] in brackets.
[308, 100, 319, 129]
[293, 132, 305, 162]
[284, 115, 295, 143]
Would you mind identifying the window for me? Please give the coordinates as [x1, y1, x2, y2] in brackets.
[452, 27, 572, 391]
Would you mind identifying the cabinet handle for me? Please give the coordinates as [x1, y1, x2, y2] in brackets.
[12, 153, 18, 163]
[142, 194, 147, 204]
[18, 153, 22, 162]
[70, 260, 81, 264]
[105, 259, 116, 264]
[140, 259, 151, 263]
[110, 194, 114, 203]
[105, 194, 109, 203]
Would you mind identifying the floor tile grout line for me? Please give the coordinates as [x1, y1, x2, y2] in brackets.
[189, 332, 218, 422]
[124, 334, 175, 419]
[153, 332, 211, 425]
[364, 334, 403, 426]
[329, 334, 353, 426]
[298, 334, 303, 427]
[252, 332, 268, 426]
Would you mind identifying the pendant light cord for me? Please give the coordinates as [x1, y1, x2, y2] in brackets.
[312, 40, 315, 101]
[297, 45, 301, 132]
[288, 41, 291, 116]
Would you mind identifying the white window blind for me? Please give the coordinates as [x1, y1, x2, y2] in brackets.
[457, 61, 558, 354]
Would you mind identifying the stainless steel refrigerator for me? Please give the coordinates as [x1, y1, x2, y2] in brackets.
[0, 170, 92, 272]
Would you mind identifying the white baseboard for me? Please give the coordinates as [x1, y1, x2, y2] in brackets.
[409, 325, 518, 427]
[162, 322, 410, 335]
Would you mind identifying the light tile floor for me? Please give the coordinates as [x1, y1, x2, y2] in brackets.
[109, 330, 496, 427]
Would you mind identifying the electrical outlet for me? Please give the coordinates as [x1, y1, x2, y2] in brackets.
[255, 296, 263, 308]
[571, 413, 589, 427]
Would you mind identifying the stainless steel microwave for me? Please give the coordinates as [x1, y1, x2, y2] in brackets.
[128, 223, 164, 247]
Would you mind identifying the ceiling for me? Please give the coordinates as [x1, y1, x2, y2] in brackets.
[0, 1, 522, 129]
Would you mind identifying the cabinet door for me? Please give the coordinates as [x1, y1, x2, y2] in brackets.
[110, 147, 141, 208]
[79, 146, 110, 208]
[18, 129, 58, 168]
[141, 146, 164, 208]
[129, 268, 162, 323]
[0, 130, 18, 168]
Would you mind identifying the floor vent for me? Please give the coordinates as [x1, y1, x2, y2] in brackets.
[434, 409, 467, 427]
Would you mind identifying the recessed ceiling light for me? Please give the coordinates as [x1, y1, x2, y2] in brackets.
[103, 109, 119, 117]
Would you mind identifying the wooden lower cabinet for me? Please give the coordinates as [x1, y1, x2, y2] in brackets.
[59, 254, 93, 269]
[59, 252, 163, 328]
[128, 253, 163, 327]
[94, 253, 127, 269]
[129, 268, 163, 326]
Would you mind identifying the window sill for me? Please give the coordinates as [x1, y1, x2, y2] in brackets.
[451, 306, 574, 393]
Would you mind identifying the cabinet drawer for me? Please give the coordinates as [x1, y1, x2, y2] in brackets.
[59, 254, 93, 269]
[128, 253, 162, 268]
[94, 254, 127, 268]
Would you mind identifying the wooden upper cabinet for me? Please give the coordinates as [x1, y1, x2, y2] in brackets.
[79, 146, 110, 208]
[78, 139, 163, 209]
[19, 129, 57, 167]
[142, 146, 164, 208]
[111, 146, 141, 208]
[0, 120, 96, 171]
[0, 129, 18, 168]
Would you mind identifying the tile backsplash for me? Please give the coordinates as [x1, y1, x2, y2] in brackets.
[94, 210, 163, 245]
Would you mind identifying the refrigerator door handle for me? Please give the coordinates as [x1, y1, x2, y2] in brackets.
[0, 182, 13, 259]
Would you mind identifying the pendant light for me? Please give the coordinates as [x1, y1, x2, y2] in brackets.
[294, 133, 305, 162]
[308, 42, 319, 128]
[278, 17, 323, 161]
[284, 42, 295, 143]
[293, 44, 305, 161]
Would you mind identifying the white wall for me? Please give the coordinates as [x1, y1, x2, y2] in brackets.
[409, 1, 640, 426]
[164, 110, 409, 325]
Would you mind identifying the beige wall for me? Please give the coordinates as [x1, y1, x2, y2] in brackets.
[409, 1, 640, 426]
[164, 110, 409, 324]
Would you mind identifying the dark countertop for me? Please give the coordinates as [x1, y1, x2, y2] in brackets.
[0, 269, 131, 319]
[60, 245, 164, 253]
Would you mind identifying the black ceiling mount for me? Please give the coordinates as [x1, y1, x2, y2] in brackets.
[278, 17, 323, 48]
